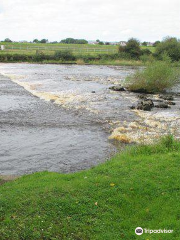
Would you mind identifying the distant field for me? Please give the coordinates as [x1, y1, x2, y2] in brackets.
[141, 45, 156, 53]
[0, 42, 117, 55]
[0, 42, 155, 55]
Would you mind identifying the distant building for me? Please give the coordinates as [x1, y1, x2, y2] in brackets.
[109, 42, 119, 45]
[147, 42, 154, 46]
[119, 41, 127, 46]
[88, 40, 128, 46]
[142, 42, 154, 46]
[88, 41, 99, 45]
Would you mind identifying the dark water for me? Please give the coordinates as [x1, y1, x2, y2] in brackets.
[0, 64, 139, 175]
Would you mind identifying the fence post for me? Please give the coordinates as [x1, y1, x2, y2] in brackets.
[1, 45, 5, 50]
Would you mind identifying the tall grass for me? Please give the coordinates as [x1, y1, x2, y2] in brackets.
[125, 60, 180, 93]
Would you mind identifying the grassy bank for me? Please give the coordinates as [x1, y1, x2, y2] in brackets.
[0, 42, 155, 55]
[0, 136, 179, 239]
[42, 59, 143, 66]
[0, 52, 144, 66]
[0, 43, 155, 66]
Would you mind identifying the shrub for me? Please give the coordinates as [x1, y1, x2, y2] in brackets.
[54, 50, 76, 61]
[119, 38, 141, 59]
[153, 41, 161, 47]
[155, 37, 180, 61]
[33, 53, 49, 62]
[141, 49, 152, 56]
[76, 54, 97, 62]
[125, 60, 180, 93]
[140, 54, 154, 63]
[76, 59, 85, 65]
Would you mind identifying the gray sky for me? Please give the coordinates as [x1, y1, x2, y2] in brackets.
[0, 0, 179, 42]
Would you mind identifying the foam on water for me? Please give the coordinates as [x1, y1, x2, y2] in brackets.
[1, 63, 180, 145]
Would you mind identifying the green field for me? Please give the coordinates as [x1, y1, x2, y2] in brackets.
[0, 42, 117, 56]
[141, 45, 156, 53]
[0, 136, 179, 240]
[0, 42, 155, 56]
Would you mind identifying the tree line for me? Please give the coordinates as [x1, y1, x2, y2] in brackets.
[118, 37, 180, 61]
[0, 37, 161, 46]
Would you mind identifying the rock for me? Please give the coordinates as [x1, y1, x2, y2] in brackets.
[159, 95, 174, 101]
[137, 94, 147, 100]
[130, 88, 152, 94]
[166, 101, 176, 106]
[136, 99, 154, 111]
[91, 91, 96, 93]
[155, 103, 169, 109]
[130, 105, 136, 110]
[151, 99, 163, 102]
[109, 85, 126, 91]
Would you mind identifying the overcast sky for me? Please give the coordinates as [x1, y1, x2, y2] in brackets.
[0, 0, 179, 42]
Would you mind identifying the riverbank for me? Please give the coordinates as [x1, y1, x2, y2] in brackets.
[1, 58, 180, 67]
[0, 49, 146, 66]
[0, 59, 143, 66]
[42, 59, 143, 66]
[0, 136, 179, 239]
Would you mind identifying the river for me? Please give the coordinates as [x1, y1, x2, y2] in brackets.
[0, 63, 179, 176]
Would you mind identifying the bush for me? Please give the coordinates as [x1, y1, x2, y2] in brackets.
[54, 50, 76, 61]
[125, 60, 180, 93]
[141, 49, 152, 56]
[119, 38, 141, 59]
[155, 37, 180, 61]
[76, 59, 85, 65]
[153, 41, 161, 47]
[140, 54, 154, 63]
[33, 52, 50, 62]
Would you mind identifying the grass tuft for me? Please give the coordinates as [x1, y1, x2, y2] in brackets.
[125, 60, 180, 93]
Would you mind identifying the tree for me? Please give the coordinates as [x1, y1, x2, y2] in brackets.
[33, 39, 39, 43]
[155, 37, 180, 61]
[60, 38, 88, 44]
[119, 38, 141, 59]
[98, 41, 104, 45]
[4, 38, 12, 42]
[105, 42, 110, 45]
[40, 39, 48, 43]
[142, 42, 148, 46]
[76, 39, 88, 44]
[54, 50, 76, 61]
[153, 41, 161, 47]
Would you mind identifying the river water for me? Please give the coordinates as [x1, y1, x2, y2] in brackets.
[0, 63, 180, 176]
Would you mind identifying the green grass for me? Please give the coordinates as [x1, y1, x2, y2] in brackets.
[42, 59, 144, 66]
[141, 46, 156, 53]
[0, 136, 180, 239]
[0, 42, 118, 57]
[0, 42, 117, 48]
[0, 42, 155, 56]
[0, 43, 155, 66]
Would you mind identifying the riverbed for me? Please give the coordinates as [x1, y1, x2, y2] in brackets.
[0, 63, 180, 176]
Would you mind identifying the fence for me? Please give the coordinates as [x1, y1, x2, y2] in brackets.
[2, 45, 118, 54]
